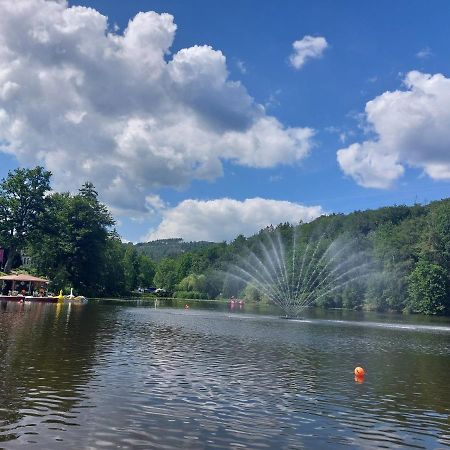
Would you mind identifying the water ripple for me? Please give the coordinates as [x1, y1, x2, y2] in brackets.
[0, 304, 449, 449]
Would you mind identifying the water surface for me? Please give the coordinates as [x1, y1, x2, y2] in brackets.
[0, 301, 449, 449]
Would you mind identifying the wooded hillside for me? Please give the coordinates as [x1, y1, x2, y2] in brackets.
[143, 198, 450, 315]
[1, 167, 448, 314]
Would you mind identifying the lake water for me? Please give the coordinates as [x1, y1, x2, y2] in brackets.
[0, 300, 449, 449]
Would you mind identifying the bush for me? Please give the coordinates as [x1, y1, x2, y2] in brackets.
[174, 290, 208, 299]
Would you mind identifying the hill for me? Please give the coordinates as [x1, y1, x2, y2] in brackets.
[134, 238, 217, 262]
[146, 198, 450, 315]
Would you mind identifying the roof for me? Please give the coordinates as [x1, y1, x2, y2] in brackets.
[0, 273, 49, 283]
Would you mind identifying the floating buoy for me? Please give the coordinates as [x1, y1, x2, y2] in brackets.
[354, 375, 365, 384]
[354, 366, 365, 377]
[184, 304, 190, 309]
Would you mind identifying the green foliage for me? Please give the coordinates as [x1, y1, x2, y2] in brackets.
[102, 236, 127, 296]
[421, 199, 450, 270]
[123, 245, 140, 292]
[153, 258, 178, 291]
[243, 284, 265, 303]
[1, 166, 449, 314]
[408, 260, 449, 314]
[138, 254, 156, 288]
[203, 270, 225, 299]
[135, 238, 216, 262]
[176, 273, 206, 292]
[174, 290, 208, 299]
[0, 166, 51, 272]
[141, 199, 449, 315]
[31, 183, 115, 296]
[364, 273, 390, 311]
[222, 274, 245, 298]
[341, 282, 364, 309]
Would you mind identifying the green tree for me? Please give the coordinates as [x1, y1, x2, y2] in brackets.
[408, 260, 449, 315]
[176, 273, 206, 292]
[138, 254, 156, 288]
[153, 258, 178, 291]
[243, 284, 264, 302]
[0, 166, 51, 272]
[31, 183, 115, 296]
[102, 236, 127, 296]
[341, 282, 364, 310]
[204, 269, 225, 299]
[176, 253, 193, 280]
[421, 200, 450, 270]
[123, 245, 140, 292]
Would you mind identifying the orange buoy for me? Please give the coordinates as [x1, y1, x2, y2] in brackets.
[354, 366, 365, 377]
[354, 375, 365, 384]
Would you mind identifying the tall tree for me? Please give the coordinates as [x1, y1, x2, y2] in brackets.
[408, 260, 449, 315]
[138, 254, 156, 288]
[31, 183, 115, 296]
[153, 258, 178, 291]
[0, 166, 51, 272]
[123, 245, 140, 292]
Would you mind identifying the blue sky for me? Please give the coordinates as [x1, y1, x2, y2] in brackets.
[1, 0, 449, 242]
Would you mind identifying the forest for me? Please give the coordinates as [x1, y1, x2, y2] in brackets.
[0, 167, 449, 315]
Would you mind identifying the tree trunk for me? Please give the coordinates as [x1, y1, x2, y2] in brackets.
[4, 247, 16, 274]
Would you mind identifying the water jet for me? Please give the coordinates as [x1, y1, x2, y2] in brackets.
[228, 228, 371, 318]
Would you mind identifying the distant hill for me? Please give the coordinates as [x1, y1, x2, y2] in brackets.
[134, 238, 217, 262]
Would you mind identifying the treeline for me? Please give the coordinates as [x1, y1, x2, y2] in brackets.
[1, 167, 449, 314]
[133, 199, 450, 315]
[0, 167, 155, 297]
[135, 238, 216, 262]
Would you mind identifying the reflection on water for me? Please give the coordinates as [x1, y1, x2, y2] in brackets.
[0, 301, 449, 449]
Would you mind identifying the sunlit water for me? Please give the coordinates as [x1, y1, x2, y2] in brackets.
[1, 300, 449, 449]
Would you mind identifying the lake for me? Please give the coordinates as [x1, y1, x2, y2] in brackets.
[0, 300, 449, 449]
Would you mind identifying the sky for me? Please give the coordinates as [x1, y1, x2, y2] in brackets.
[0, 0, 450, 243]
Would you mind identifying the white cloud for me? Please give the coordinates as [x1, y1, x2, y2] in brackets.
[236, 59, 247, 74]
[0, 0, 314, 213]
[337, 71, 450, 188]
[416, 47, 432, 59]
[289, 35, 328, 70]
[144, 198, 324, 242]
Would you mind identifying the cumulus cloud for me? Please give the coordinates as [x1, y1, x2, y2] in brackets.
[289, 35, 328, 70]
[337, 71, 450, 188]
[0, 0, 314, 213]
[144, 198, 324, 242]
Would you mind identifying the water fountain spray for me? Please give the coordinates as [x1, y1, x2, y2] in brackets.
[228, 228, 372, 318]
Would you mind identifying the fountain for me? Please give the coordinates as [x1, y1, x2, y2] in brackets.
[228, 228, 372, 318]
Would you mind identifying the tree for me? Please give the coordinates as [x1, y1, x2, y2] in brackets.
[243, 284, 263, 302]
[102, 235, 127, 296]
[204, 269, 225, 299]
[421, 200, 450, 271]
[176, 253, 193, 280]
[408, 260, 449, 315]
[153, 258, 178, 291]
[138, 254, 156, 288]
[176, 273, 206, 292]
[31, 183, 115, 296]
[0, 166, 51, 272]
[123, 245, 140, 292]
